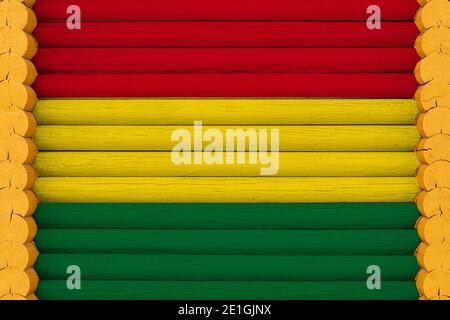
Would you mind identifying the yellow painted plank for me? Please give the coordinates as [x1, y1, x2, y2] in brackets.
[34, 152, 420, 177]
[34, 125, 419, 151]
[33, 177, 419, 203]
[34, 99, 418, 125]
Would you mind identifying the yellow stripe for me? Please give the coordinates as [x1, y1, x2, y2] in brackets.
[33, 177, 419, 203]
[34, 99, 418, 125]
[34, 152, 420, 177]
[34, 125, 419, 151]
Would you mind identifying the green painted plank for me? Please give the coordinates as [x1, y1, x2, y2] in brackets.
[35, 229, 419, 255]
[35, 254, 417, 281]
[34, 203, 418, 229]
[36, 281, 418, 300]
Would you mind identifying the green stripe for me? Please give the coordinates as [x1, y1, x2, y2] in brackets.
[35, 203, 418, 229]
[36, 281, 418, 300]
[35, 229, 419, 255]
[35, 254, 417, 281]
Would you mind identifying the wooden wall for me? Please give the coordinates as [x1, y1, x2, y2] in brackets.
[5, 0, 450, 300]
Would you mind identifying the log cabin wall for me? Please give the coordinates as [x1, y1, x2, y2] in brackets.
[0, 0, 39, 300]
[414, 0, 450, 299]
[1, 0, 449, 300]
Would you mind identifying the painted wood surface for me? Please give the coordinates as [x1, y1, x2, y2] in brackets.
[34, 99, 419, 125]
[34, 74, 417, 98]
[33, 177, 419, 203]
[34, 229, 418, 254]
[34, 125, 419, 151]
[36, 281, 417, 300]
[34, 0, 418, 21]
[33, 48, 418, 74]
[34, 203, 419, 229]
[34, 152, 420, 177]
[29, 0, 423, 301]
[0, 0, 39, 300]
[34, 22, 417, 48]
[35, 254, 417, 280]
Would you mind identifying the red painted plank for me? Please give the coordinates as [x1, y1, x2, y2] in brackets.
[34, 48, 418, 74]
[34, 0, 418, 21]
[34, 74, 417, 98]
[34, 22, 418, 48]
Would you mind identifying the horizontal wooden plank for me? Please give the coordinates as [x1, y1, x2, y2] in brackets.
[34, 152, 419, 177]
[33, 177, 419, 202]
[34, 74, 417, 98]
[34, 229, 419, 254]
[34, 22, 417, 48]
[36, 281, 418, 300]
[34, 203, 419, 229]
[33, 48, 418, 74]
[34, 99, 419, 125]
[35, 254, 417, 281]
[34, 126, 419, 151]
[34, 0, 418, 21]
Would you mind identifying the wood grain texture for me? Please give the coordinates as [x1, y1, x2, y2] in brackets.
[0, 81, 36, 111]
[415, 80, 450, 111]
[415, 0, 450, 32]
[34, 0, 418, 21]
[34, 152, 420, 177]
[34, 125, 420, 151]
[417, 134, 450, 164]
[16, 0, 426, 301]
[34, 230, 418, 255]
[33, 48, 418, 74]
[417, 107, 450, 137]
[0, 55, 37, 84]
[416, 216, 450, 245]
[0, 0, 37, 32]
[34, 99, 419, 125]
[417, 269, 450, 299]
[0, 188, 38, 217]
[415, 53, 450, 84]
[0, 162, 36, 189]
[35, 254, 417, 280]
[33, 177, 419, 203]
[34, 22, 418, 48]
[416, 189, 450, 219]
[0, 214, 36, 243]
[415, 26, 450, 58]
[0, 242, 38, 270]
[34, 203, 419, 229]
[415, 242, 450, 271]
[0, 110, 36, 137]
[36, 280, 417, 300]
[0, 134, 36, 164]
[417, 161, 450, 191]
[0, 28, 37, 59]
[33, 74, 418, 98]
[0, 268, 38, 297]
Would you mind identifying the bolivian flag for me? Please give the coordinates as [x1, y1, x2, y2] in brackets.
[1, 0, 449, 300]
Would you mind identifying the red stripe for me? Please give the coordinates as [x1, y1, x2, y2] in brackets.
[34, 0, 418, 21]
[35, 22, 418, 48]
[34, 48, 418, 74]
[34, 74, 417, 98]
